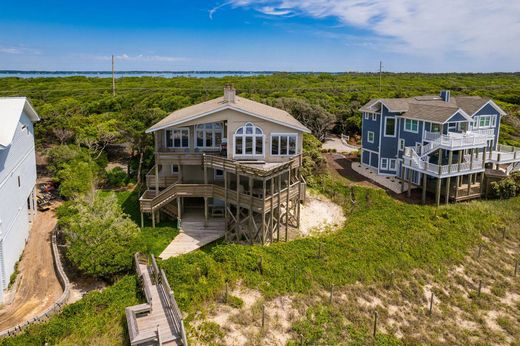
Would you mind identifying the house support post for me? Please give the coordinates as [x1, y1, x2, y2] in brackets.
[261, 178, 266, 245]
[435, 178, 442, 206]
[152, 209, 156, 228]
[407, 168, 412, 198]
[224, 170, 229, 241]
[140, 212, 144, 228]
[276, 175, 281, 242]
[454, 175, 460, 201]
[204, 156, 208, 227]
[236, 169, 241, 241]
[270, 177, 274, 243]
[248, 176, 253, 244]
[422, 173, 427, 204]
[285, 168, 291, 242]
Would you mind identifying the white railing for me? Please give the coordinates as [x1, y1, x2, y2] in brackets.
[403, 147, 484, 177]
[424, 130, 493, 149]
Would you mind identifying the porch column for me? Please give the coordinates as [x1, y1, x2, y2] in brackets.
[445, 176, 451, 205]
[285, 168, 291, 242]
[401, 167, 406, 193]
[140, 212, 144, 228]
[407, 168, 412, 198]
[454, 175, 460, 201]
[435, 178, 442, 206]
[204, 155, 208, 227]
[152, 209, 156, 228]
[467, 174, 472, 195]
[421, 173, 427, 204]
[155, 159, 159, 195]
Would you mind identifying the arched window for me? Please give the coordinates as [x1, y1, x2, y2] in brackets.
[234, 122, 264, 156]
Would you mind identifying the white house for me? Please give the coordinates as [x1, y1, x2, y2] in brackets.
[0, 97, 39, 301]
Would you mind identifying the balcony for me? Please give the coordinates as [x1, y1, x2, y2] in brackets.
[404, 147, 485, 178]
[423, 129, 494, 151]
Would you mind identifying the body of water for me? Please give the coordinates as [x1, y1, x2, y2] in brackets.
[0, 70, 274, 79]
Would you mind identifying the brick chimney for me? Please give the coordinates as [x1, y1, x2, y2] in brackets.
[440, 90, 451, 102]
[224, 84, 236, 103]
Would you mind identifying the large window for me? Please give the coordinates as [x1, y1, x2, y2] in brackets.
[431, 123, 441, 133]
[476, 115, 496, 128]
[196, 123, 223, 148]
[384, 117, 396, 137]
[404, 119, 419, 133]
[166, 128, 189, 148]
[234, 122, 264, 156]
[271, 134, 297, 156]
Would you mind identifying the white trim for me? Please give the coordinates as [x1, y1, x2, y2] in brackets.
[389, 158, 397, 171]
[270, 133, 298, 156]
[384, 117, 397, 137]
[363, 147, 379, 155]
[233, 122, 265, 158]
[367, 131, 375, 143]
[146, 103, 311, 134]
[371, 113, 377, 121]
[403, 119, 419, 133]
[380, 158, 389, 170]
[473, 99, 507, 116]
[364, 112, 369, 120]
[399, 138, 405, 151]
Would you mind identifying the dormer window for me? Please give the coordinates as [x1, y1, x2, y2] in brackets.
[234, 122, 264, 156]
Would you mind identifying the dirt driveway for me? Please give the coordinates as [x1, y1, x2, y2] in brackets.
[0, 208, 63, 330]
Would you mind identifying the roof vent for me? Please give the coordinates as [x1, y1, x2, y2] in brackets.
[440, 90, 451, 102]
[224, 84, 236, 103]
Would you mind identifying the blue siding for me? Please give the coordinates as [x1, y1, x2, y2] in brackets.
[378, 106, 400, 174]
[398, 118, 424, 157]
[361, 112, 380, 153]
[473, 103, 501, 150]
[362, 150, 370, 165]
[370, 152, 379, 168]
[447, 111, 468, 122]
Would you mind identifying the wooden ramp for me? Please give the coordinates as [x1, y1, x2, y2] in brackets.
[160, 210, 225, 260]
[126, 254, 188, 346]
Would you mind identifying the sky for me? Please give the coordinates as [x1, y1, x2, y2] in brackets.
[0, 0, 519, 72]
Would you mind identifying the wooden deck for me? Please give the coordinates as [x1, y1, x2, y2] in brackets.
[126, 254, 187, 346]
[160, 210, 225, 260]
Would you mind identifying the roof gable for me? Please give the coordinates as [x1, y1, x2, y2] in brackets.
[0, 97, 40, 148]
[147, 96, 311, 133]
[446, 110, 472, 123]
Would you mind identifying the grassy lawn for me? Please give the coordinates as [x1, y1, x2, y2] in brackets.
[3, 176, 519, 345]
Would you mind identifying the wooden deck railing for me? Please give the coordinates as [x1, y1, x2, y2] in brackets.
[140, 181, 302, 214]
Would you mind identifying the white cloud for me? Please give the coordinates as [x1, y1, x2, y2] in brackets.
[228, 0, 520, 61]
[0, 45, 40, 55]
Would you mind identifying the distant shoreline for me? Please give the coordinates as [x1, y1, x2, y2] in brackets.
[0, 70, 518, 79]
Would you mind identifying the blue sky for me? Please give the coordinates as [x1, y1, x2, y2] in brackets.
[0, 0, 518, 72]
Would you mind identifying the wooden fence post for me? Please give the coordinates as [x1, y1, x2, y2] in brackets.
[429, 292, 434, 316]
[372, 311, 378, 338]
[329, 285, 334, 305]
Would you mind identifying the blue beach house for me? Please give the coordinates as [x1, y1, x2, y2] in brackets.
[360, 91, 520, 204]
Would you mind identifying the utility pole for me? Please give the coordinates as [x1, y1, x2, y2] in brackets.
[379, 60, 383, 92]
[112, 54, 116, 96]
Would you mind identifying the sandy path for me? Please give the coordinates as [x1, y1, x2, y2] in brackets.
[0, 209, 63, 330]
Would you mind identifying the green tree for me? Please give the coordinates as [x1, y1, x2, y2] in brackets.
[59, 193, 140, 279]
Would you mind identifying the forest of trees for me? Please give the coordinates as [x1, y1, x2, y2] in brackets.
[1, 72, 519, 181]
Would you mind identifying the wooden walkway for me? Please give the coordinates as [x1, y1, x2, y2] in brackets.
[159, 210, 225, 260]
[126, 254, 187, 346]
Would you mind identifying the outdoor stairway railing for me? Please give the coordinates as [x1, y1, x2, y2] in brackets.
[126, 253, 188, 346]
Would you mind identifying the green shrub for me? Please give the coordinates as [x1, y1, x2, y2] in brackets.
[490, 173, 520, 199]
[226, 295, 244, 309]
[105, 167, 129, 187]
[47, 145, 103, 198]
[58, 192, 140, 279]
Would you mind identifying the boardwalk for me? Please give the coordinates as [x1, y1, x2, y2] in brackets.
[126, 254, 187, 346]
[159, 210, 225, 260]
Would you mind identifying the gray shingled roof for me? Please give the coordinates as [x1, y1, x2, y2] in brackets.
[147, 95, 311, 133]
[359, 94, 505, 123]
